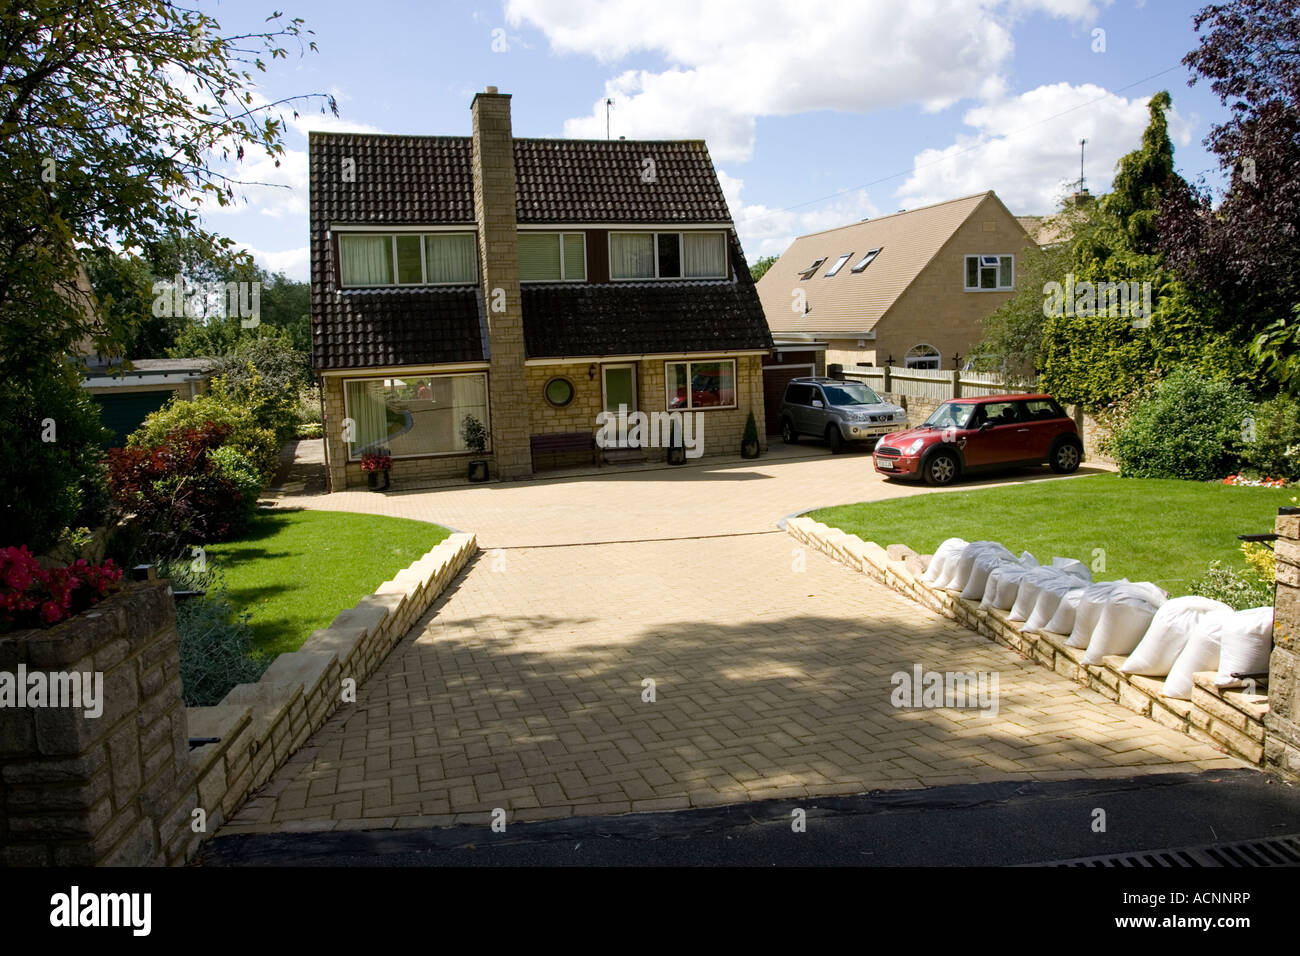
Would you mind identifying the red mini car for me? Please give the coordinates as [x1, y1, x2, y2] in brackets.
[873, 394, 1083, 486]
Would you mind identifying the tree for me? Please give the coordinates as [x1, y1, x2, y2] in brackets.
[749, 255, 778, 283]
[1159, 0, 1300, 388]
[0, 2, 333, 550]
[0, 1, 335, 373]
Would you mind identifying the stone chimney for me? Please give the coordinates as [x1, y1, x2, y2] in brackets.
[471, 87, 532, 478]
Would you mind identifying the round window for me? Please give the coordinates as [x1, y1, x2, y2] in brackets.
[544, 377, 575, 407]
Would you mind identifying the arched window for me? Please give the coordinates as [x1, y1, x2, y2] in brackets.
[905, 344, 941, 370]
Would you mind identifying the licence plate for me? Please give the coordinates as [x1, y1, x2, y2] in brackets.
[876, 459, 895, 470]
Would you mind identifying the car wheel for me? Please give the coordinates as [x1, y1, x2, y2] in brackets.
[780, 418, 797, 444]
[825, 425, 845, 454]
[924, 451, 959, 486]
[1050, 440, 1082, 474]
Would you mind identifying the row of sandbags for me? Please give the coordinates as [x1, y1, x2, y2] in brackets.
[923, 538, 1273, 700]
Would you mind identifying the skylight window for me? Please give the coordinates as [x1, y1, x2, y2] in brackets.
[824, 253, 852, 277]
[798, 256, 827, 279]
[851, 248, 882, 272]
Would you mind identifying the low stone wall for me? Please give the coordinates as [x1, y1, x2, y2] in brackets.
[1264, 509, 1300, 777]
[1, 531, 478, 865]
[0, 582, 195, 865]
[785, 516, 1265, 768]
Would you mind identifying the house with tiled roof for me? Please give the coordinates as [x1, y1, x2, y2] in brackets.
[310, 87, 772, 490]
[755, 192, 1034, 391]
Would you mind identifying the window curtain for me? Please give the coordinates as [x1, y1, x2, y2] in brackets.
[682, 233, 727, 278]
[344, 380, 393, 456]
[425, 234, 477, 283]
[340, 235, 392, 286]
[611, 233, 654, 279]
[518, 233, 561, 281]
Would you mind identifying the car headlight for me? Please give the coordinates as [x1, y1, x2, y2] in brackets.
[903, 438, 926, 456]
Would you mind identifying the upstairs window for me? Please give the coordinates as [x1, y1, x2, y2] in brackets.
[339, 233, 477, 287]
[964, 254, 1013, 291]
[824, 253, 852, 277]
[851, 248, 882, 272]
[798, 256, 827, 279]
[518, 232, 586, 281]
[610, 231, 727, 280]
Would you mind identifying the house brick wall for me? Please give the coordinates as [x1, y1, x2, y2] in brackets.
[472, 89, 532, 479]
[823, 197, 1028, 369]
[637, 355, 766, 460]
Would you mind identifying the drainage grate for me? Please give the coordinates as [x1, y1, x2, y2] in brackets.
[1038, 833, 1300, 867]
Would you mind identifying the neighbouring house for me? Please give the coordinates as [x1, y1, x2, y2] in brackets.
[755, 192, 1036, 405]
[309, 86, 772, 491]
[81, 357, 214, 447]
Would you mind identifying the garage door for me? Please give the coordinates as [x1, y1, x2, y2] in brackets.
[761, 364, 814, 434]
[93, 391, 174, 447]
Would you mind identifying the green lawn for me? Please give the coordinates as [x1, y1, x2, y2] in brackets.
[811, 474, 1295, 594]
[204, 508, 451, 658]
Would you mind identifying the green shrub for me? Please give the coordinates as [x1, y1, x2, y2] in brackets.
[1108, 367, 1251, 480]
[295, 389, 321, 426]
[210, 446, 263, 517]
[0, 364, 110, 551]
[130, 393, 279, 483]
[1240, 395, 1300, 481]
[1188, 560, 1272, 610]
[294, 422, 323, 439]
[207, 334, 311, 443]
[157, 557, 268, 705]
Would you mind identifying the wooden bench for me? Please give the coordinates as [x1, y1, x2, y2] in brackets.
[530, 432, 600, 469]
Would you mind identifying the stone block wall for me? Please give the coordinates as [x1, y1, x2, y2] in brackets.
[472, 89, 532, 479]
[1, 533, 478, 864]
[0, 582, 196, 866]
[1265, 509, 1300, 777]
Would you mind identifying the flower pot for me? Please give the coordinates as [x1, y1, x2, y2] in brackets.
[667, 445, 687, 466]
[467, 460, 489, 483]
[741, 439, 761, 459]
[366, 471, 379, 490]
[380, 469, 390, 490]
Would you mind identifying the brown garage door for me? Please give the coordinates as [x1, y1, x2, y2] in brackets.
[762, 362, 814, 434]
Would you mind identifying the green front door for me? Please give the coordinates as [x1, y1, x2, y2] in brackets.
[602, 364, 637, 447]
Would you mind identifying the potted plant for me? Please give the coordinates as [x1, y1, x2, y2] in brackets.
[461, 415, 489, 482]
[740, 411, 761, 459]
[361, 451, 392, 490]
[667, 415, 687, 466]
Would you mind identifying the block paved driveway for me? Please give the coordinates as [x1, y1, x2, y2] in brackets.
[224, 449, 1239, 833]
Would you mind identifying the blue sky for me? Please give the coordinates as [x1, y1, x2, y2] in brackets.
[195, 0, 1229, 280]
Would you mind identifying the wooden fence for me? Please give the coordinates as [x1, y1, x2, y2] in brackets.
[842, 367, 1030, 401]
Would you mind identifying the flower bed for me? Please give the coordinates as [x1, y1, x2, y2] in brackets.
[0, 546, 123, 629]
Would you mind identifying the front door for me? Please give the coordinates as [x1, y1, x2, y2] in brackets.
[602, 364, 638, 447]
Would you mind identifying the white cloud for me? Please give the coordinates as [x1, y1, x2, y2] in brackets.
[506, 0, 1105, 162]
[720, 169, 880, 261]
[237, 243, 309, 281]
[895, 82, 1194, 213]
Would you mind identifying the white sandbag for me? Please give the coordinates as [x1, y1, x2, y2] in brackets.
[979, 553, 1040, 611]
[1022, 577, 1087, 633]
[959, 544, 1017, 601]
[942, 541, 1008, 592]
[1066, 580, 1131, 648]
[1081, 583, 1168, 665]
[1043, 588, 1086, 635]
[1009, 565, 1085, 622]
[1050, 556, 1092, 582]
[1120, 596, 1233, 677]
[1164, 610, 1233, 699]
[1215, 606, 1274, 686]
[924, 537, 969, 585]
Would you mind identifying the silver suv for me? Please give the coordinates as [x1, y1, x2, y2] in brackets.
[778, 377, 907, 453]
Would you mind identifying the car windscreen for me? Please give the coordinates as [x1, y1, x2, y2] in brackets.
[924, 402, 976, 429]
[821, 382, 881, 406]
